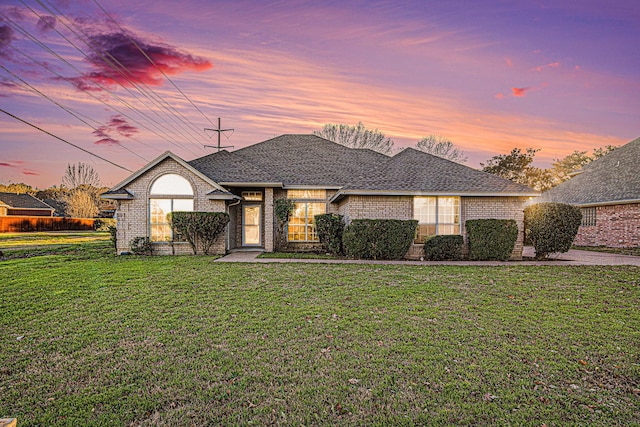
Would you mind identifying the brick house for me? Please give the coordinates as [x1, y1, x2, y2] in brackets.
[539, 137, 640, 248]
[0, 192, 55, 217]
[103, 134, 538, 258]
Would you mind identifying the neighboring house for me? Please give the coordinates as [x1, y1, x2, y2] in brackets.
[103, 134, 538, 258]
[0, 192, 55, 217]
[539, 137, 640, 248]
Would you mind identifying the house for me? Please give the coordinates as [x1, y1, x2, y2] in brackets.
[538, 137, 640, 248]
[103, 134, 538, 258]
[0, 192, 55, 217]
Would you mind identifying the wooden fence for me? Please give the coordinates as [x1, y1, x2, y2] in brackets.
[0, 216, 95, 232]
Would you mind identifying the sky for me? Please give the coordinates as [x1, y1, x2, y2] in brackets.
[1, 0, 639, 189]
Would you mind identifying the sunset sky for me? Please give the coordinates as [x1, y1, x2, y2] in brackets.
[1, 0, 638, 189]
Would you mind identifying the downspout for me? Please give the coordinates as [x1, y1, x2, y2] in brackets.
[226, 198, 242, 252]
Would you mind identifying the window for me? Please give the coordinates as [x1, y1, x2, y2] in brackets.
[287, 189, 326, 199]
[242, 191, 263, 201]
[581, 207, 596, 226]
[414, 196, 460, 243]
[149, 174, 194, 242]
[288, 202, 325, 242]
[286, 190, 326, 242]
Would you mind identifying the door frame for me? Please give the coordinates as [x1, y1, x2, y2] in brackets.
[241, 204, 262, 247]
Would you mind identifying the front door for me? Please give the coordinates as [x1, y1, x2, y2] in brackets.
[242, 205, 262, 246]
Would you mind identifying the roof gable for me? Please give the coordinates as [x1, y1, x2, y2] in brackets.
[541, 137, 640, 205]
[105, 151, 233, 198]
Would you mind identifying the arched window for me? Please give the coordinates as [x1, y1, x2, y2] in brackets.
[149, 174, 194, 241]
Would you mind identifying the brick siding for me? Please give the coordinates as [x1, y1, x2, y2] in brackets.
[574, 203, 640, 248]
[115, 158, 227, 255]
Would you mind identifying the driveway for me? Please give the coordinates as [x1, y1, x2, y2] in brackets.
[216, 247, 640, 266]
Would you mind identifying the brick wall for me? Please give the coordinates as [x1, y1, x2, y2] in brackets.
[461, 197, 528, 260]
[339, 195, 412, 222]
[115, 158, 227, 255]
[574, 203, 640, 248]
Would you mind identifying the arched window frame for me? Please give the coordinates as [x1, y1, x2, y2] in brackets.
[149, 174, 194, 242]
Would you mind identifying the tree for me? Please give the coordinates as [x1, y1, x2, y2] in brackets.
[61, 162, 102, 218]
[313, 122, 394, 154]
[0, 183, 35, 194]
[480, 148, 553, 191]
[414, 135, 467, 163]
[64, 189, 99, 218]
[550, 145, 618, 185]
[62, 162, 101, 189]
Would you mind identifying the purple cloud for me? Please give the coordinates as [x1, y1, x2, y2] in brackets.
[92, 115, 139, 144]
[69, 32, 212, 90]
[0, 25, 15, 58]
[37, 15, 56, 33]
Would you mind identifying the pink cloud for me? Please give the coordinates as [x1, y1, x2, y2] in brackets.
[22, 169, 39, 176]
[532, 61, 560, 72]
[68, 32, 212, 90]
[92, 115, 139, 144]
[0, 160, 24, 168]
[505, 57, 513, 67]
[511, 87, 530, 97]
[494, 93, 505, 99]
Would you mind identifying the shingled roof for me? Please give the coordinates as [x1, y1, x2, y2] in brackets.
[0, 192, 54, 211]
[540, 137, 640, 205]
[189, 134, 389, 187]
[334, 148, 537, 198]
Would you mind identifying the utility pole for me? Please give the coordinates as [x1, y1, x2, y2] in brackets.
[204, 118, 234, 151]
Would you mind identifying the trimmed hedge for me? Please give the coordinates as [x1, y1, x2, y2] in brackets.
[170, 211, 230, 255]
[315, 213, 345, 255]
[423, 235, 464, 261]
[466, 219, 518, 261]
[343, 219, 418, 260]
[525, 202, 581, 259]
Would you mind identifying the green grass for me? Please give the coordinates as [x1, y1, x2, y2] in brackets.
[1, 243, 639, 426]
[573, 245, 640, 257]
[0, 231, 109, 249]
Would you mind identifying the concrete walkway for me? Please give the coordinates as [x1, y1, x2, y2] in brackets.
[214, 247, 640, 266]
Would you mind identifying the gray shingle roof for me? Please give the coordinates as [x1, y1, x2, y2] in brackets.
[188, 150, 277, 184]
[189, 134, 389, 187]
[183, 134, 537, 196]
[0, 192, 54, 210]
[340, 148, 537, 194]
[540, 137, 640, 205]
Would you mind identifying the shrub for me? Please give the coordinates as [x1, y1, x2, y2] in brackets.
[525, 202, 581, 259]
[423, 235, 464, 261]
[108, 225, 117, 249]
[94, 218, 116, 231]
[274, 199, 296, 251]
[130, 237, 152, 255]
[343, 219, 418, 260]
[170, 211, 230, 255]
[315, 213, 345, 255]
[466, 219, 518, 261]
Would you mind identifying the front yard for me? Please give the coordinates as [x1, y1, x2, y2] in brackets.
[0, 241, 639, 426]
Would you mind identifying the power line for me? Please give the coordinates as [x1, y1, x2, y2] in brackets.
[32, 1, 204, 154]
[92, 0, 217, 129]
[0, 107, 133, 172]
[6, 5, 196, 156]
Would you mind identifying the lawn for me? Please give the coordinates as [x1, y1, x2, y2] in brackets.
[1, 242, 639, 426]
[0, 231, 109, 250]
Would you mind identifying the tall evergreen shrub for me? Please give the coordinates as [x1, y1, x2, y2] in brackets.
[315, 213, 345, 255]
[525, 202, 581, 259]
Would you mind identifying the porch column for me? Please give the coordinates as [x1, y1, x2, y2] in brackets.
[264, 188, 274, 252]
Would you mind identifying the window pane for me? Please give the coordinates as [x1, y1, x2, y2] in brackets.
[150, 174, 193, 195]
[242, 191, 263, 201]
[287, 189, 326, 199]
[150, 199, 171, 224]
[173, 199, 194, 212]
[438, 224, 459, 235]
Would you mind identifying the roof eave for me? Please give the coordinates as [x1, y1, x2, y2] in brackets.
[570, 198, 640, 208]
[219, 182, 284, 188]
[330, 189, 540, 203]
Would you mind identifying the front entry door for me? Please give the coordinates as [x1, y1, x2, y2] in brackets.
[242, 205, 262, 246]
